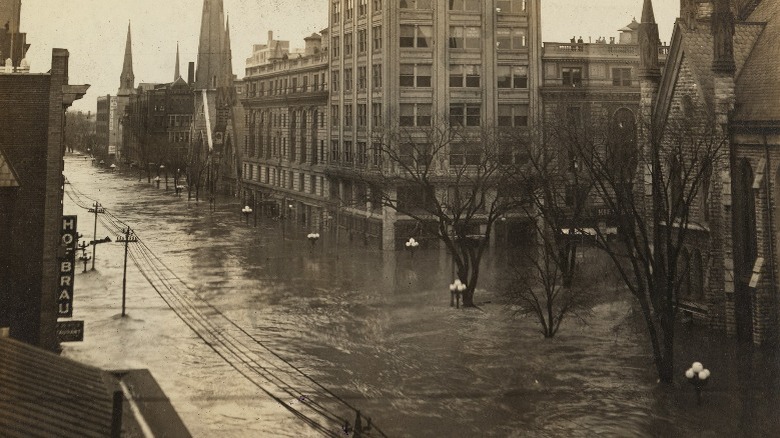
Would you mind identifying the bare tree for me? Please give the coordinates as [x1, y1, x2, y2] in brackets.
[539, 103, 725, 382]
[367, 117, 523, 307]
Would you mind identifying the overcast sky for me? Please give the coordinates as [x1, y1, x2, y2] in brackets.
[20, 0, 678, 113]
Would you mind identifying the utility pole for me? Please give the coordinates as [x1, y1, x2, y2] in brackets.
[116, 227, 138, 317]
[88, 202, 105, 270]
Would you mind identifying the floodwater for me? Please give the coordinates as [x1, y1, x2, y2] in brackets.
[61, 154, 780, 437]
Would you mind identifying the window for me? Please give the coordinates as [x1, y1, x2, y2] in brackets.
[359, 0, 368, 15]
[449, 26, 481, 49]
[358, 30, 367, 53]
[344, 33, 353, 55]
[450, 103, 481, 126]
[345, 104, 353, 126]
[331, 105, 340, 125]
[333, 1, 341, 21]
[497, 104, 529, 127]
[372, 103, 382, 126]
[357, 104, 367, 126]
[357, 141, 367, 165]
[400, 25, 433, 48]
[612, 68, 632, 86]
[302, 75, 308, 91]
[332, 36, 340, 58]
[450, 144, 481, 165]
[448, 0, 480, 11]
[372, 25, 382, 50]
[496, 28, 527, 50]
[372, 64, 382, 88]
[372, 142, 382, 166]
[496, 0, 527, 13]
[562, 67, 583, 87]
[331, 140, 340, 161]
[400, 64, 432, 87]
[344, 140, 353, 163]
[344, 68, 353, 91]
[358, 66, 367, 89]
[374, 0, 382, 11]
[291, 77, 298, 93]
[399, 103, 432, 127]
[346, 0, 354, 19]
[400, 0, 432, 9]
[449, 65, 480, 88]
[497, 65, 528, 88]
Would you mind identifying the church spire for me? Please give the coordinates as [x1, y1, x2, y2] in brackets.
[638, 0, 660, 79]
[174, 42, 181, 81]
[118, 21, 135, 95]
[195, 0, 225, 90]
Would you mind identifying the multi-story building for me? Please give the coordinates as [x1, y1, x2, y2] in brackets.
[94, 94, 116, 162]
[240, 31, 330, 227]
[0, 0, 27, 70]
[0, 48, 88, 350]
[540, 20, 669, 226]
[326, 0, 542, 249]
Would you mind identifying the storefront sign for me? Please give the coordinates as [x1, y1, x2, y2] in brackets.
[58, 215, 77, 317]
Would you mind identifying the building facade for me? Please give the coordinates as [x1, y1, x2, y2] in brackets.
[0, 49, 88, 350]
[240, 32, 330, 228]
[638, 0, 779, 344]
[326, 0, 543, 249]
[0, 0, 27, 70]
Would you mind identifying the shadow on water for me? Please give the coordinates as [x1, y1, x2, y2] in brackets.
[66, 157, 780, 437]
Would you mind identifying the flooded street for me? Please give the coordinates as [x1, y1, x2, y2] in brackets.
[61, 155, 780, 437]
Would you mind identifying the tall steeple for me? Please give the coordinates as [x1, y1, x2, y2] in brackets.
[118, 21, 135, 95]
[174, 42, 181, 81]
[195, 0, 225, 90]
[638, 0, 661, 79]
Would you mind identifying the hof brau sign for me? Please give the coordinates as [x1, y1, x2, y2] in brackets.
[58, 215, 78, 317]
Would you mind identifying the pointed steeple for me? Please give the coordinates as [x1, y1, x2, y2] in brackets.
[638, 0, 660, 79]
[195, 0, 225, 90]
[174, 42, 181, 81]
[118, 21, 135, 95]
[221, 15, 234, 86]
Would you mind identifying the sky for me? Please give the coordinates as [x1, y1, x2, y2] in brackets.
[20, 0, 679, 113]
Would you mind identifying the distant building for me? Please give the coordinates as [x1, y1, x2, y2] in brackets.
[0, 49, 88, 350]
[240, 30, 330, 225]
[245, 31, 304, 71]
[0, 0, 28, 70]
[638, 0, 779, 343]
[95, 94, 117, 162]
[325, 0, 543, 249]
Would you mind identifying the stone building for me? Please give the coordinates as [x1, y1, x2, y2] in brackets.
[240, 31, 330, 227]
[0, 0, 27, 70]
[638, 0, 779, 343]
[326, 0, 542, 249]
[0, 49, 88, 350]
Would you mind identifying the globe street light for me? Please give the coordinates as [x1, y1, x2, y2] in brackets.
[154, 175, 160, 188]
[307, 232, 320, 249]
[450, 279, 467, 309]
[685, 361, 711, 405]
[405, 237, 420, 257]
[241, 205, 253, 225]
[109, 163, 116, 172]
[159, 164, 168, 190]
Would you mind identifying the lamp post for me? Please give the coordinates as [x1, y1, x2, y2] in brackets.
[77, 240, 91, 273]
[450, 279, 466, 308]
[160, 164, 168, 190]
[307, 232, 320, 250]
[109, 163, 116, 172]
[242, 205, 253, 225]
[154, 175, 160, 188]
[405, 237, 420, 257]
[685, 361, 711, 405]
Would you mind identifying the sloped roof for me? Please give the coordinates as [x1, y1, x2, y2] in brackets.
[0, 148, 20, 187]
[734, 0, 780, 123]
[0, 337, 116, 437]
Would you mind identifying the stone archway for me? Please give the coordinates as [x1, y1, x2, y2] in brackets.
[733, 158, 757, 342]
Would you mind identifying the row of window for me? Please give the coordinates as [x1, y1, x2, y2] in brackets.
[330, 64, 528, 91]
[399, 25, 527, 50]
[332, 0, 527, 19]
[247, 109, 327, 129]
[244, 163, 326, 196]
[557, 67, 633, 87]
[330, 102, 528, 128]
[246, 72, 328, 97]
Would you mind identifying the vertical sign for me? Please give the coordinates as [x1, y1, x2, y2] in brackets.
[58, 215, 77, 317]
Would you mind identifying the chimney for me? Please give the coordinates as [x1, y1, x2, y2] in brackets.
[188, 61, 195, 85]
[268, 30, 274, 45]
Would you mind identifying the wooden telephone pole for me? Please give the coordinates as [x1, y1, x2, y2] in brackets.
[115, 227, 138, 317]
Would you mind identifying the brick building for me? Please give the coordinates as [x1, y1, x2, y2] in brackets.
[240, 31, 330, 227]
[0, 49, 88, 350]
[325, 0, 543, 249]
[638, 0, 779, 344]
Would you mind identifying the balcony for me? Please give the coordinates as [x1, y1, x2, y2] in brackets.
[543, 42, 669, 61]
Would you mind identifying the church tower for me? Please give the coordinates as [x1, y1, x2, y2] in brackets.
[118, 22, 135, 96]
[174, 42, 181, 82]
[195, 0, 225, 90]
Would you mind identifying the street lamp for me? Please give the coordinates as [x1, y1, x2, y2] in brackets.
[109, 163, 116, 172]
[154, 175, 160, 188]
[307, 232, 320, 248]
[160, 164, 168, 190]
[405, 237, 420, 257]
[449, 279, 466, 309]
[242, 205, 253, 224]
[685, 361, 711, 405]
